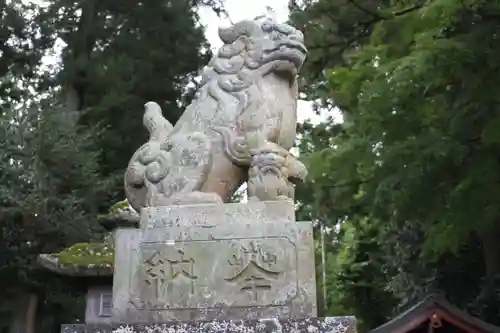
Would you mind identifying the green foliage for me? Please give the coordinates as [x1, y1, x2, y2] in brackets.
[0, 100, 113, 330]
[51, 242, 113, 266]
[228, 185, 247, 203]
[320, 221, 396, 332]
[0, 1, 50, 108]
[291, 0, 500, 327]
[0, 0, 225, 329]
[0, 100, 110, 276]
[40, 0, 218, 180]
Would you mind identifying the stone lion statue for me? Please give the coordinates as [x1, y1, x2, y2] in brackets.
[124, 16, 308, 211]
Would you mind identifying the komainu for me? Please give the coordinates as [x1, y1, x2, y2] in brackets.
[124, 16, 308, 211]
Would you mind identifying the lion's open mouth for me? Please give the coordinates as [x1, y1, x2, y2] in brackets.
[263, 40, 308, 71]
[280, 40, 308, 55]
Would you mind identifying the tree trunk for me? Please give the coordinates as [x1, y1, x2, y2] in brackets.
[477, 222, 500, 301]
[25, 294, 38, 333]
[62, 0, 100, 116]
[9, 293, 39, 333]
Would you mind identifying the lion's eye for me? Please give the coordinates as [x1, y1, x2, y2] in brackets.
[262, 23, 273, 32]
[274, 32, 286, 40]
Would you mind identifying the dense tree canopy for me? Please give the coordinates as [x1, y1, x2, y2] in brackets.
[41, 0, 220, 180]
[0, 0, 223, 331]
[0, 99, 111, 332]
[291, 0, 500, 330]
[3, 0, 500, 331]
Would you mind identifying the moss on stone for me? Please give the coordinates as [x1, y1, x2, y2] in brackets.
[97, 199, 139, 230]
[96, 214, 108, 221]
[51, 242, 114, 267]
[109, 199, 130, 213]
[96, 200, 128, 221]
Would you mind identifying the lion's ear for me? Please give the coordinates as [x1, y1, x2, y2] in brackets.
[253, 14, 266, 21]
[218, 21, 263, 44]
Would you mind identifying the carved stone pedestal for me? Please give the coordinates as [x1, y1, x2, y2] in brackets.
[112, 201, 317, 323]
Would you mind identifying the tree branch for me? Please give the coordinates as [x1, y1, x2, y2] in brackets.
[334, 178, 372, 188]
[307, 2, 425, 52]
[347, 0, 385, 20]
[349, 0, 424, 20]
[315, 178, 373, 189]
[392, 4, 424, 17]
[302, 2, 426, 92]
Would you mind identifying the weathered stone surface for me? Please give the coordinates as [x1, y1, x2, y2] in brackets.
[112, 201, 316, 323]
[139, 200, 295, 239]
[61, 316, 357, 333]
[247, 139, 308, 202]
[124, 16, 309, 210]
[85, 286, 113, 325]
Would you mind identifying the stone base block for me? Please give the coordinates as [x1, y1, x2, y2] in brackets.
[112, 201, 317, 323]
[61, 317, 356, 333]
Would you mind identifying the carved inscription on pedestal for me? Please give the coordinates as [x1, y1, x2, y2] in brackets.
[225, 241, 283, 303]
[144, 249, 197, 296]
[130, 248, 197, 309]
[112, 209, 317, 323]
[127, 237, 298, 311]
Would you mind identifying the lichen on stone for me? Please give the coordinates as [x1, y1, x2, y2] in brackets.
[51, 242, 114, 267]
[60, 317, 358, 333]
